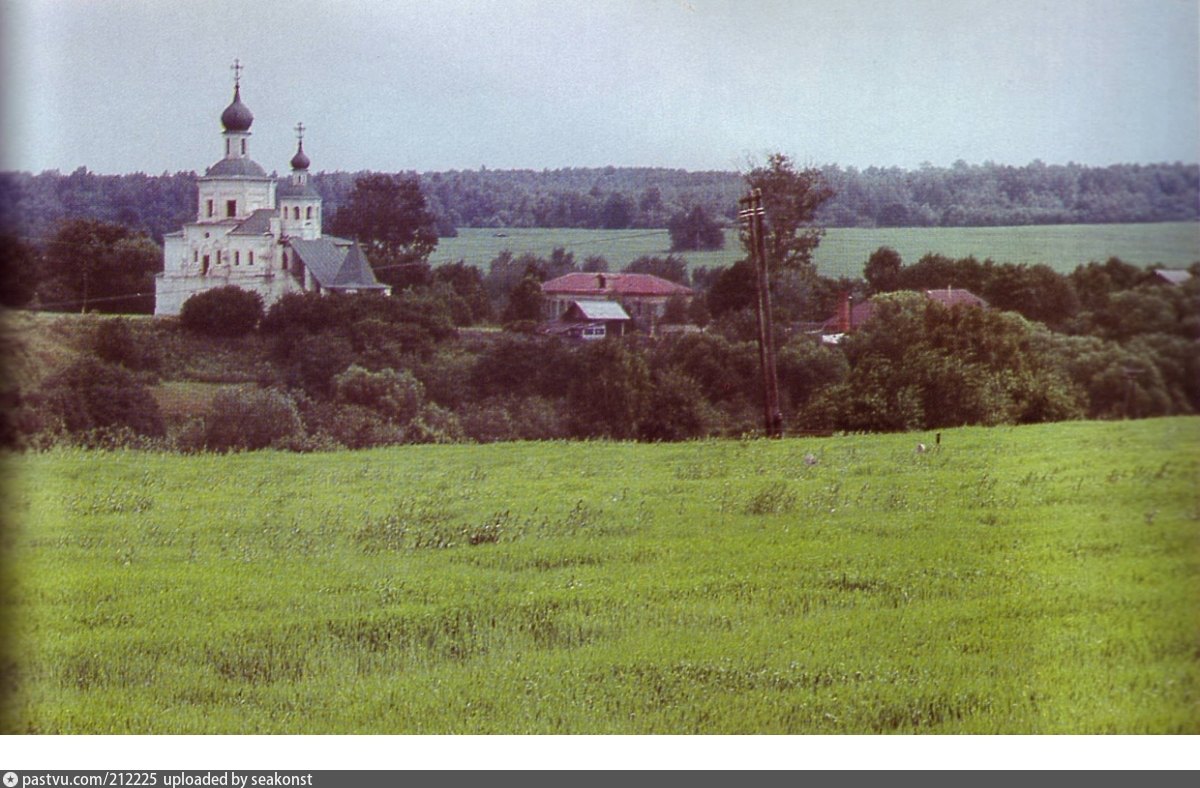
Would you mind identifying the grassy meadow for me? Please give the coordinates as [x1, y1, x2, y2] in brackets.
[5, 417, 1198, 733]
[432, 222, 1200, 277]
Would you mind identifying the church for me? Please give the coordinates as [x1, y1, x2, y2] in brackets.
[154, 64, 389, 316]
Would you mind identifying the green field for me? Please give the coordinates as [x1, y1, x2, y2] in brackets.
[431, 222, 1200, 278]
[6, 418, 1198, 733]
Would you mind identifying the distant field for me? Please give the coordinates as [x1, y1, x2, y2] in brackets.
[8, 418, 1198, 733]
[432, 222, 1200, 278]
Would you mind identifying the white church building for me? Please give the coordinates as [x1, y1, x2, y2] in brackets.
[155, 65, 389, 316]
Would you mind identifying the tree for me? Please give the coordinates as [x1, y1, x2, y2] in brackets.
[432, 261, 492, 324]
[668, 205, 724, 251]
[744, 153, 834, 276]
[863, 247, 903, 294]
[502, 275, 545, 327]
[0, 234, 38, 307]
[622, 254, 690, 285]
[39, 219, 160, 313]
[329, 173, 438, 288]
[599, 192, 636, 229]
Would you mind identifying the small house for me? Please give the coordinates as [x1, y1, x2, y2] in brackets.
[543, 300, 631, 340]
[541, 272, 693, 327]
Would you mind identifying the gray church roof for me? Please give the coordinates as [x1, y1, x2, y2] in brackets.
[203, 158, 269, 178]
[287, 237, 388, 291]
[276, 179, 321, 198]
[229, 208, 276, 235]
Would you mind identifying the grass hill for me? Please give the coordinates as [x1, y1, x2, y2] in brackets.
[6, 417, 1197, 733]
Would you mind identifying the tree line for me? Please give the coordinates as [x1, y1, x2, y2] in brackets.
[2, 160, 1196, 245]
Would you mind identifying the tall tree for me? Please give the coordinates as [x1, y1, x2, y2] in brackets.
[668, 205, 725, 251]
[329, 173, 438, 288]
[39, 219, 160, 313]
[863, 246, 903, 294]
[744, 153, 834, 277]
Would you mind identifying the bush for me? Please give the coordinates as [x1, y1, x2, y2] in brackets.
[89, 317, 161, 372]
[179, 286, 264, 337]
[332, 366, 425, 424]
[34, 358, 165, 439]
[201, 388, 303, 451]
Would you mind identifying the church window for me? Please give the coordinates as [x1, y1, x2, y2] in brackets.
[235, 251, 240, 265]
[248, 251, 254, 266]
[202, 255, 210, 275]
[293, 207, 300, 220]
[241, 139, 246, 155]
[282, 252, 288, 270]
[306, 206, 313, 220]
[206, 199, 214, 218]
[193, 250, 198, 262]
[227, 200, 237, 217]
[226, 139, 231, 156]
[216, 251, 221, 265]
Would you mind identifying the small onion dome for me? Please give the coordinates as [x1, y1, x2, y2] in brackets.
[290, 141, 310, 171]
[220, 86, 254, 132]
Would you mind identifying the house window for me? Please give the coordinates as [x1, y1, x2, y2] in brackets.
[206, 199, 214, 218]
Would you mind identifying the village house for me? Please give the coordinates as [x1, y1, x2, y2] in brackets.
[540, 272, 693, 330]
[155, 64, 389, 316]
[542, 299, 632, 340]
[822, 287, 988, 340]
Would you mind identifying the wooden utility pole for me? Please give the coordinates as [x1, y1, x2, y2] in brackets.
[739, 188, 783, 438]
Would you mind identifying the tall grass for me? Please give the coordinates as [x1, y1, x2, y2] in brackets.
[6, 418, 1198, 733]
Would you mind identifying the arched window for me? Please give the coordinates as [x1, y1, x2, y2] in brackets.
[306, 206, 313, 220]
[293, 207, 300, 220]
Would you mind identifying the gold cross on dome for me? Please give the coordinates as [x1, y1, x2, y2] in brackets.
[294, 122, 306, 142]
[231, 58, 243, 87]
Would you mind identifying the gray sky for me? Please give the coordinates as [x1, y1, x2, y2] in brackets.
[4, 0, 1198, 175]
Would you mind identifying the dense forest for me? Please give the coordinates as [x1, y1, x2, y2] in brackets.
[2, 160, 1196, 244]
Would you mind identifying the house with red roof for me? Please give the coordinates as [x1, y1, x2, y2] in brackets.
[823, 288, 988, 336]
[540, 272, 693, 328]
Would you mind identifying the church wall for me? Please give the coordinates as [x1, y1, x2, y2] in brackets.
[197, 179, 275, 220]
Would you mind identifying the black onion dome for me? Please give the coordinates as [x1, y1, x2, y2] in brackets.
[220, 86, 254, 132]
[290, 141, 310, 170]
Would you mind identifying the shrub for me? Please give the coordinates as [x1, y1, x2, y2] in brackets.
[201, 388, 303, 452]
[89, 317, 161, 372]
[179, 286, 264, 337]
[34, 358, 165, 439]
[332, 366, 425, 424]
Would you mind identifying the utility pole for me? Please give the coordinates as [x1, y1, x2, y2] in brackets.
[739, 188, 783, 438]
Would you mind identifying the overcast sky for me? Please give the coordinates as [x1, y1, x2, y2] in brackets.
[3, 0, 1198, 175]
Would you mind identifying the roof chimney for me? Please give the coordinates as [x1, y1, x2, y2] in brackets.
[837, 290, 851, 333]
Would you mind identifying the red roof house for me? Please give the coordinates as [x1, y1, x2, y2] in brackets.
[823, 288, 988, 335]
[541, 272, 693, 325]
